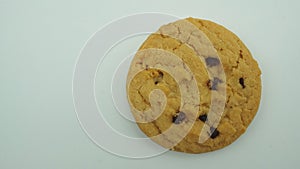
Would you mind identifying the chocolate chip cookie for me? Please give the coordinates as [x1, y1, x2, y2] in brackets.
[126, 17, 261, 153]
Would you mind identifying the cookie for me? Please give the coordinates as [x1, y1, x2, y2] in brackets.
[126, 17, 261, 153]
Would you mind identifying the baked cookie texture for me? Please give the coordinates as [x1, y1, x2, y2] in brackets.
[126, 17, 261, 153]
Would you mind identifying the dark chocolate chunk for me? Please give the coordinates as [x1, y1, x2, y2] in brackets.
[210, 127, 220, 139]
[207, 77, 223, 90]
[199, 114, 207, 122]
[239, 77, 245, 88]
[158, 70, 164, 78]
[154, 71, 164, 85]
[239, 50, 243, 58]
[172, 112, 186, 124]
[205, 57, 220, 67]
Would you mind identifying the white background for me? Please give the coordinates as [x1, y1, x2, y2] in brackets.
[1, 0, 299, 168]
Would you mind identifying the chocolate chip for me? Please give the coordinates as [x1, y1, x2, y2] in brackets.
[239, 77, 245, 88]
[210, 127, 220, 139]
[205, 57, 220, 67]
[172, 112, 186, 124]
[239, 50, 243, 58]
[207, 77, 223, 90]
[199, 114, 207, 122]
[158, 70, 164, 78]
[154, 71, 164, 85]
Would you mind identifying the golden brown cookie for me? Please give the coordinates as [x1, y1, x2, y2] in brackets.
[126, 17, 261, 153]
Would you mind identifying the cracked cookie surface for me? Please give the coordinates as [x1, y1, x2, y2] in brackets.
[126, 17, 261, 153]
